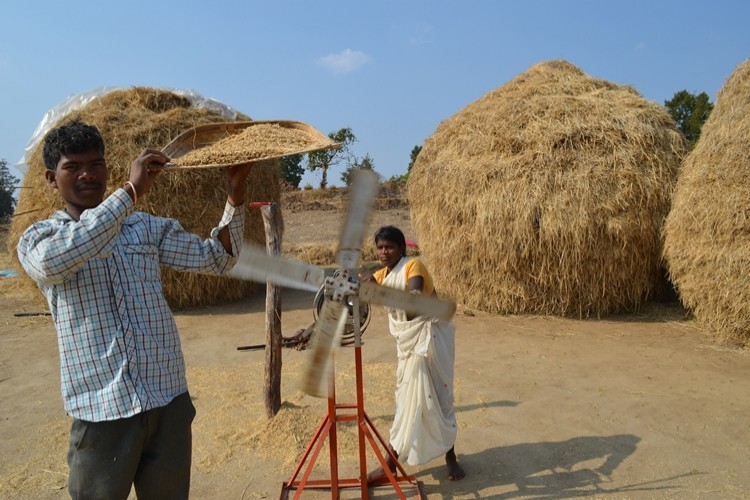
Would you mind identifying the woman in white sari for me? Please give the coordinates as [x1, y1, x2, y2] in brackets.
[361, 226, 465, 483]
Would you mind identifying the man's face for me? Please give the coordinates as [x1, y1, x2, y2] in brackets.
[46, 149, 108, 217]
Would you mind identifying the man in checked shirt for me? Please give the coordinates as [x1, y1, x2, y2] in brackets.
[17, 119, 253, 499]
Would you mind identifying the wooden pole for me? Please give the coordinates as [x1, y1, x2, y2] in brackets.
[261, 203, 283, 417]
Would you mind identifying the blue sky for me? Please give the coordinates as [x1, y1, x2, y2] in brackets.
[1, 1, 748, 188]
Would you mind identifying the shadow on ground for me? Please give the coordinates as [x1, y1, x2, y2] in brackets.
[413, 434, 703, 499]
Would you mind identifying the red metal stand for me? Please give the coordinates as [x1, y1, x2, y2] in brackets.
[280, 300, 423, 499]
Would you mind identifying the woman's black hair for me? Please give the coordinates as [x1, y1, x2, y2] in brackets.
[42, 119, 105, 170]
[374, 225, 406, 248]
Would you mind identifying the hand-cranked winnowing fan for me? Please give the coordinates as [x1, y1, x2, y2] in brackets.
[228, 170, 456, 397]
[300, 170, 378, 397]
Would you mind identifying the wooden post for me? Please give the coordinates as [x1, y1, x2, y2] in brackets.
[260, 203, 283, 417]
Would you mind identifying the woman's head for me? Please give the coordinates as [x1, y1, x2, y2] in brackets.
[374, 225, 406, 270]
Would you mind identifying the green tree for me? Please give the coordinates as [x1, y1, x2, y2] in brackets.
[307, 128, 356, 189]
[664, 90, 714, 149]
[0, 159, 19, 221]
[279, 154, 304, 189]
[388, 144, 422, 184]
[407, 145, 421, 175]
[340, 153, 379, 186]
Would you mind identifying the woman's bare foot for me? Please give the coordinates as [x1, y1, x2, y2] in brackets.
[446, 447, 465, 481]
[367, 449, 398, 484]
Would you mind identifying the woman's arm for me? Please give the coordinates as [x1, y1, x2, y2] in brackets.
[405, 276, 425, 320]
[407, 275, 425, 293]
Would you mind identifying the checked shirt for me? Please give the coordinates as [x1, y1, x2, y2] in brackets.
[17, 188, 245, 422]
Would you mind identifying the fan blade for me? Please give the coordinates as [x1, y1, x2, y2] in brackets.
[358, 281, 457, 321]
[301, 300, 348, 397]
[336, 170, 379, 269]
[227, 241, 325, 292]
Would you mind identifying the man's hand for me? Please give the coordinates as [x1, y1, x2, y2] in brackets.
[225, 163, 253, 207]
[128, 148, 169, 199]
[217, 163, 253, 255]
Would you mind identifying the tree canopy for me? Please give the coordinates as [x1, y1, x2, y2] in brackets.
[407, 145, 421, 176]
[387, 144, 422, 184]
[279, 154, 304, 188]
[664, 90, 714, 149]
[0, 159, 19, 222]
[307, 128, 356, 189]
[340, 153, 379, 186]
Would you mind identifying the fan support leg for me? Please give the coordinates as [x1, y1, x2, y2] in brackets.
[280, 299, 423, 499]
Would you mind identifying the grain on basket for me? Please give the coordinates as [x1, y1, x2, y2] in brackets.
[172, 124, 315, 166]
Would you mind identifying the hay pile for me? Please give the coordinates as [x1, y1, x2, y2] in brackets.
[9, 87, 281, 309]
[663, 59, 750, 347]
[408, 60, 686, 317]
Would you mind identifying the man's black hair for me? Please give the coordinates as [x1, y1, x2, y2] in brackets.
[374, 225, 406, 248]
[43, 119, 105, 170]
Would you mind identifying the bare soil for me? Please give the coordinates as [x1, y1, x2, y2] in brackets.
[1, 190, 749, 499]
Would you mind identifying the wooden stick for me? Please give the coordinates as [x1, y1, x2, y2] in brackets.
[261, 203, 283, 418]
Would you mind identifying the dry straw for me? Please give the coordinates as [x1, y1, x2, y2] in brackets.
[8, 87, 281, 309]
[171, 123, 315, 167]
[663, 58, 750, 347]
[408, 60, 686, 317]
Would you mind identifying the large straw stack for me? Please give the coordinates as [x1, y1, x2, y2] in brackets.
[663, 59, 750, 347]
[408, 60, 686, 317]
[9, 87, 281, 309]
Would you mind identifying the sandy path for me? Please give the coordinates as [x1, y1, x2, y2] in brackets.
[1, 202, 749, 499]
[1, 288, 749, 499]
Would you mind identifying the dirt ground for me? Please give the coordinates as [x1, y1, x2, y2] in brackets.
[1, 196, 749, 499]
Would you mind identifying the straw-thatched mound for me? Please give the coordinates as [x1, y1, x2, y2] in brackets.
[9, 87, 281, 309]
[663, 59, 750, 347]
[408, 60, 686, 317]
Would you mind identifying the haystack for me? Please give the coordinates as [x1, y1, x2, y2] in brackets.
[9, 87, 281, 309]
[663, 59, 750, 347]
[408, 60, 686, 317]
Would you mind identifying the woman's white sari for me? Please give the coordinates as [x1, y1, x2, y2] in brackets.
[381, 256, 457, 466]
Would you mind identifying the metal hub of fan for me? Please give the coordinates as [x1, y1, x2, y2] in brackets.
[313, 269, 371, 344]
